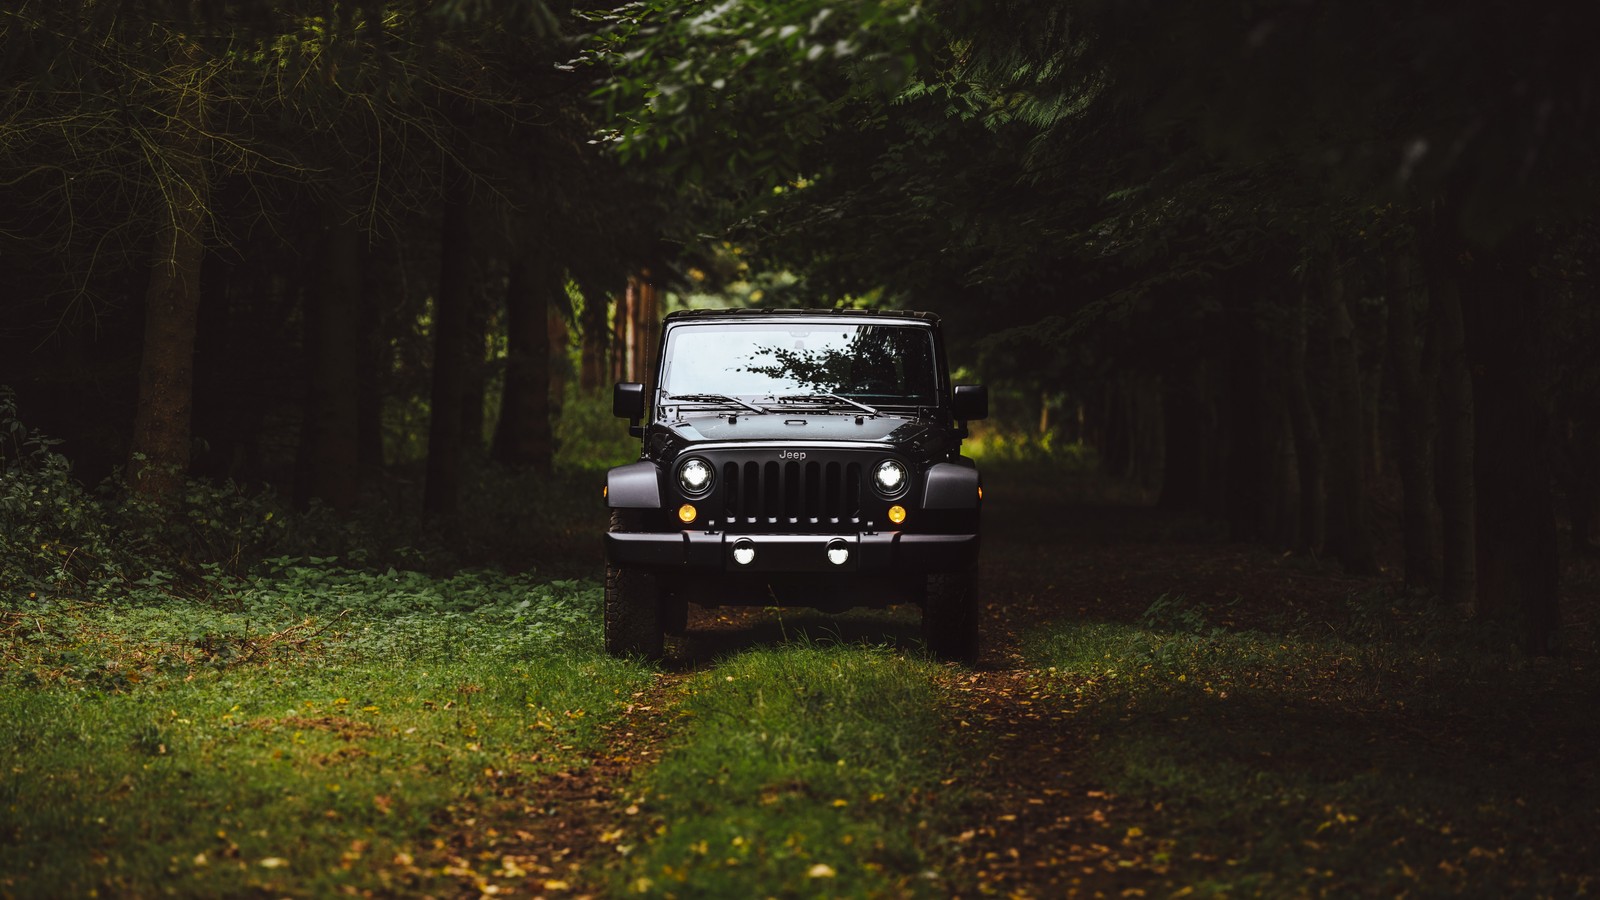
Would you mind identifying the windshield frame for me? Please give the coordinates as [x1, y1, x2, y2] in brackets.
[655, 317, 947, 417]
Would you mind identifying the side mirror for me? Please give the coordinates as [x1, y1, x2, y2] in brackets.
[613, 382, 645, 420]
[952, 384, 988, 422]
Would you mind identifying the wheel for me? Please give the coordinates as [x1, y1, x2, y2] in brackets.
[922, 564, 980, 662]
[604, 510, 664, 658]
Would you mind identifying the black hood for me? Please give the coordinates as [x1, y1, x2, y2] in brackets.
[655, 412, 948, 458]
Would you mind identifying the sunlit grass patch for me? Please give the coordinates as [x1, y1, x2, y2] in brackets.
[608, 643, 960, 898]
[1024, 598, 1600, 897]
[0, 572, 651, 898]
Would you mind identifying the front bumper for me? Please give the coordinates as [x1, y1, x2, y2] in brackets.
[605, 530, 979, 574]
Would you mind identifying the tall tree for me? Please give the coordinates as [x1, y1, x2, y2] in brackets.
[424, 168, 474, 518]
[1385, 246, 1442, 591]
[492, 225, 556, 470]
[128, 35, 212, 503]
[297, 204, 364, 513]
[1319, 260, 1378, 575]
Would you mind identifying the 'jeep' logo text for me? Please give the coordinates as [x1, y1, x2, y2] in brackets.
[779, 450, 807, 460]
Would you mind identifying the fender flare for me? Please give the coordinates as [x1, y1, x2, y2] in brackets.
[606, 461, 662, 509]
[921, 461, 981, 509]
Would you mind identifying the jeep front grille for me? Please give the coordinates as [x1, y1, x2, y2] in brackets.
[722, 461, 862, 527]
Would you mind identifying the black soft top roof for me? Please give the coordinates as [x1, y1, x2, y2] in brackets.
[664, 307, 940, 324]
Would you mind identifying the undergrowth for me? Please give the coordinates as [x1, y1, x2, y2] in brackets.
[1, 390, 655, 897]
[0, 573, 651, 898]
[1, 390, 615, 604]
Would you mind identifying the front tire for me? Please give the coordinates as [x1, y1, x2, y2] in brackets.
[605, 510, 664, 658]
[922, 564, 980, 662]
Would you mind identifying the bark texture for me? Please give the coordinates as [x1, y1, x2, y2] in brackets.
[423, 183, 472, 518]
[492, 249, 554, 470]
[1319, 264, 1378, 575]
[128, 49, 209, 504]
[1428, 250, 1477, 613]
[1386, 250, 1442, 590]
[297, 207, 363, 513]
[1461, 235, 1561, 654]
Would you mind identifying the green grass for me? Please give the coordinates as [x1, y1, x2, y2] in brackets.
[608, 643, 962, 898]
[1024, 595, 1600, 897]
[0, 569, 651, 898]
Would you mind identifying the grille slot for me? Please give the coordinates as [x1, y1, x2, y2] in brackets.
[722, 460, 861, 527]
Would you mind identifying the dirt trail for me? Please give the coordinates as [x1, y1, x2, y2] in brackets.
[448, 471, 1376, 897]
[938, 472, 1380, 898]
[424, 673, 687, 898]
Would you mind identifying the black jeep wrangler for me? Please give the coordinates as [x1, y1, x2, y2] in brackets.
[603, 308, 987, 660]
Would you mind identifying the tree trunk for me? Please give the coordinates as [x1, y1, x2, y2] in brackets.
[611, 289, 628, 384]
[1357, 295, 1388, 481]
[1287, 286, 1326, 553]
[627, 273, 658, 384]
[579, 286, 609, 393]
[459, 268, 488, 457]
[1132, 378, 1164, 494]
[1427, 246, 1477, 612]
[297, 206, 363, 513]
[1460, 234, 1561, 654]
[1193, 359, 1227, 520]
[1221, 301, 1263, 539]
[357, 241, 394, 470]
[1320, 262, 1379, 575]
[1255, 295, 1299, 547]
[423, 184, 472, 518]
[1571, 416, 1600, 555]
[1158, 365, 1204, 511]
[548, 303, 570, 415]
[1386, 249, 1442, 590]
[1101, 379, 1132, 478]
[128, 52, 208, 504]
[491, 248, 554, 470]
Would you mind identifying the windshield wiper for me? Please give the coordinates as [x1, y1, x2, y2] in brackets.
[774, 392, 879, 416]
[663, 393, 767, 414]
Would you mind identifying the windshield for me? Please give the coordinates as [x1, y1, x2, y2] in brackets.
[659, 321, 940, 405]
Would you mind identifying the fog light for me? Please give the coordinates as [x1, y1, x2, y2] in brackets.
[826, 539, 850, 566]
[887, 505, 907, 525]
[678, 503, 698, 524]
[732, 539, 756, 566]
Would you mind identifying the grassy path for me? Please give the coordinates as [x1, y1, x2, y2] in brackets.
[574, 467, 1600, 897]
[6, 467, 1599, 897]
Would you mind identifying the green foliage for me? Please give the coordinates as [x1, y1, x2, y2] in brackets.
[0, 393, 620, 606]
[963, 428, 1094, 470]
[1, 390, 132, 599]
[0, 569, 650, 898]
[583, 0, 930, 173]
[554, 386, 641, 472]
[609, 643, 960, 897]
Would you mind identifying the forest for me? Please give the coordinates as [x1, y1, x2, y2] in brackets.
[3, 1, 1598, 897]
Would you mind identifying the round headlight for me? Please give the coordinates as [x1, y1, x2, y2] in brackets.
[873, 459, 908, 496]
[677, 458, 714, 495]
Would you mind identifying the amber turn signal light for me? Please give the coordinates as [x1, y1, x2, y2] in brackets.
[678, 504, 698, 524]
[887, 505, 907, 525]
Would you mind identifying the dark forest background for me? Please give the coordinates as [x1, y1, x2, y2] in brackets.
[3, 0, 1598, 654]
